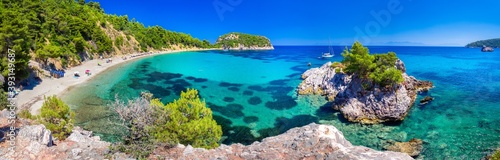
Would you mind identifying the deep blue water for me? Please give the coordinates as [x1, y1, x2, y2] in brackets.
[62, 46, 500, 159]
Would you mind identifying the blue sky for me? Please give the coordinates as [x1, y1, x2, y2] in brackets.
[93, 0, 500, 46]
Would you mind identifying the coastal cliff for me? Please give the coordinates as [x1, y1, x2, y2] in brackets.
[216, 32, 274, 50]
[298, 59, 433, 124]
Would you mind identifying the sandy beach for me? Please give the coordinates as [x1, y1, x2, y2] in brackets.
[17, 49, 213, 114]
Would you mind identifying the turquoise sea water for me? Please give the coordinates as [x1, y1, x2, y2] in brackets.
[61, 46, 500, 159]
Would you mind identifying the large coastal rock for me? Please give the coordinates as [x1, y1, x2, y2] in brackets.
[216, 32, 274, 50]
[151, 123, 413, 160]
[298, 60, 433, 124]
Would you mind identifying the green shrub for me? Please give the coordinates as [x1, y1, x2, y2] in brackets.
[37, 96, 75, 140]
[342, 41, 375, 77]
[112, 89, 222, 158]
[148, 89, 222, 149]
[369, 67, 403, 87]
[18, 109, 34, 119]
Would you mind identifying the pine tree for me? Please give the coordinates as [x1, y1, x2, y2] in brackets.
[149, 89, 222, 149]
[38, 95, 75, 140]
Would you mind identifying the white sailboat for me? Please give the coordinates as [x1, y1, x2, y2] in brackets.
[322, 38, 334, 58]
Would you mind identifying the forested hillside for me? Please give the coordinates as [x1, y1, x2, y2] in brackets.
[466, 38, 500, 48]
[0, 0, 212, 81]
[215, 32, 273, 49]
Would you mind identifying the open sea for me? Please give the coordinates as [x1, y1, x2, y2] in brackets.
[61, 46, 500, 159]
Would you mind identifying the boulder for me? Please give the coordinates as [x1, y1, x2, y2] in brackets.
[17, 124, 53, 147]
[66, 127, 110, 151]
[151, 123, 414, 160]
[385, 138, 424, 157]
[297, 60, 433, 124]
[1, 124, 112, 160]
[419, 96, 434, 105]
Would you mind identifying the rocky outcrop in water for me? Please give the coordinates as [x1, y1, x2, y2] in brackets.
[298, 59, 433, 124]
[482, 46, 494, 52]
[151, 123, 413, 160]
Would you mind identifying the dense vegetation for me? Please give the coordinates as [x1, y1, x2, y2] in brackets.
[338, 42, 404, 89]
[215, 32, 272, 48]
[466, 38, 500, 48]
[38, 95, 75, 140]
[112, 89, 222, 158]
[0, 0, 212, 83]
[104, 14, 212, 51]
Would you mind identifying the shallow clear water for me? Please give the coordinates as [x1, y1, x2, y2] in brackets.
[62, 46, 500, 159]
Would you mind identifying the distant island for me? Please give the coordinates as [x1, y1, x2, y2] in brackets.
[215, 32, 274, 50]
[466, 38, 500, 48]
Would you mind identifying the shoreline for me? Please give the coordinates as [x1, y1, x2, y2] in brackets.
[17, 48, 214, 115]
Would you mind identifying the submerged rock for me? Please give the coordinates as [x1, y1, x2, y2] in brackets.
[151, 123, 413, 160]
[297, 59, 433, 124]
[419, 96, 434, 105]
[385, 138, 424, 157]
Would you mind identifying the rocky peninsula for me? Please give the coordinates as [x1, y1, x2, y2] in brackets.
[298, 43, 433, 124]
[216, 32, 274, 50]
[466, 38, 500, 48]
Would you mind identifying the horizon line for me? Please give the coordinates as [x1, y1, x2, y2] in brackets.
[272, 44, 466, 47]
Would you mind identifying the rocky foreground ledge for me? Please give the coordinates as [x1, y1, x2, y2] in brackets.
[1, 122, 413, 159]
[152, 123, 412, 160]
[0, 125, 114, 160]
[298, 59, 433, 124]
